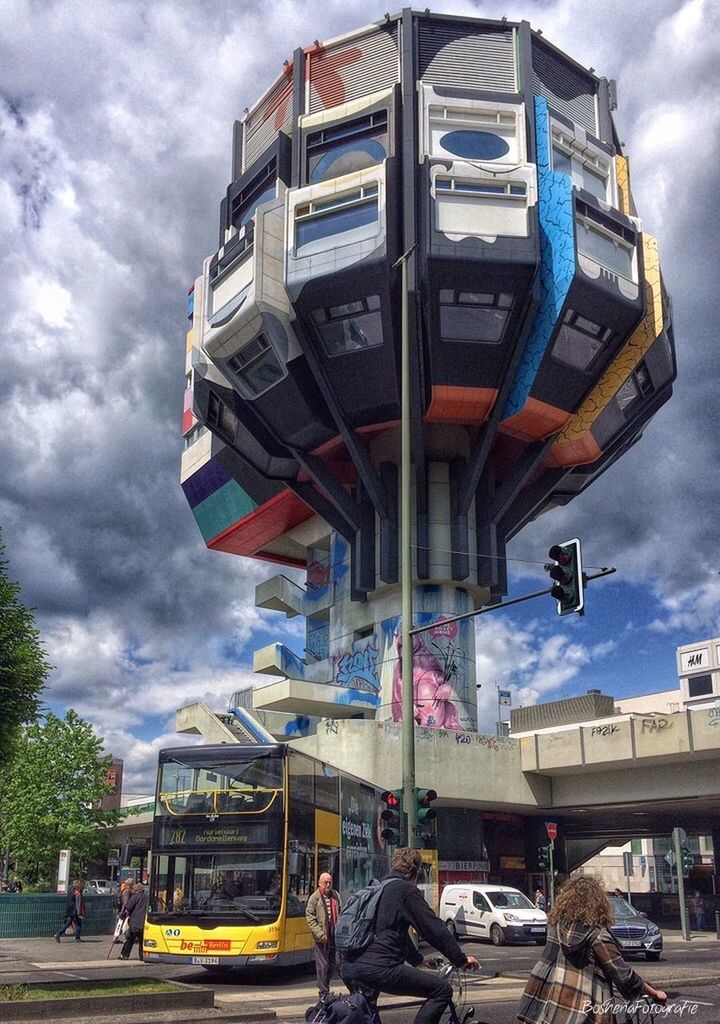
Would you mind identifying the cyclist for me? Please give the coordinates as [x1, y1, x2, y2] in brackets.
[517, 876, 666, 1024]
[341, 847, 480, 1024]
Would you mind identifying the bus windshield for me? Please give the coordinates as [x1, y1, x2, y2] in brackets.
[150, 851, 296, 921]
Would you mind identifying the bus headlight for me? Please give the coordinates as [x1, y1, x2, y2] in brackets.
[255, 941, 280, 950]
[144, 940, 158, 948]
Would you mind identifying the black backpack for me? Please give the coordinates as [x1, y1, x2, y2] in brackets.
[334, 876, 402, 956]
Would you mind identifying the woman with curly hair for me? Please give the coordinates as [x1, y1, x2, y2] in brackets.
[517, 876, 666, 1023]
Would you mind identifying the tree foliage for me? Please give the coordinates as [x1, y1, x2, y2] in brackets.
[0, 710, 122, 882]
[0, 534, 49, 766]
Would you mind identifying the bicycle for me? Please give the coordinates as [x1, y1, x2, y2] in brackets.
[331, 959, 489, 1024]
[431, 957, 490, 1024]
[619, 993, 672, 1023]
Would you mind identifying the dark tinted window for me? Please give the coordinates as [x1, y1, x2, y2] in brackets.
[228, 335, 284, 396]
[312, 295, 383, 356]
[307, 111, 388, 184]
[439, 290, 512, 344]
[688, 675, 713, 698]
[441, 130, 509, 160]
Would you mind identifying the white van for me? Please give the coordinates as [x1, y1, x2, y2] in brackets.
[439, 884, 547, 946]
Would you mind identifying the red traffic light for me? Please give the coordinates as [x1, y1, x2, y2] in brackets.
[381, 790, 401, 808]
[548, 544, 571, 565]
[417, 788, 437, 807]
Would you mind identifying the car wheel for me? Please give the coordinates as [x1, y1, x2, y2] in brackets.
[645, 952, 660, 961]
[446, 918, 459, 940]
[490, 924, 504, 946]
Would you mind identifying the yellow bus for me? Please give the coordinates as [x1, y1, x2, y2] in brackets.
[143, 742, 392, 969]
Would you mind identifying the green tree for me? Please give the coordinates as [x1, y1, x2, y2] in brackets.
[0, 534, 49, 766]
[0, 710, 122, 882]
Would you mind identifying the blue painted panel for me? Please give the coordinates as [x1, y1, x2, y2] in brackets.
[501, 96, 575, 420]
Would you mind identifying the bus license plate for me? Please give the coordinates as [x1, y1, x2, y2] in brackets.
[191, 956, 220, 965]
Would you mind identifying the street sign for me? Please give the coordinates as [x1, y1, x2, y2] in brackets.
[665, 850, 675, 866]
[672, 827, 687, 847]
[546, 822, 558, 841]
[623, 851, 634, 877]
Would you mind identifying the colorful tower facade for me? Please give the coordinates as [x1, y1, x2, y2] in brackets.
[180, 12, 675, 730]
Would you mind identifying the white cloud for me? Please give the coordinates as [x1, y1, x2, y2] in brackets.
[1, 0, 719, 789]
[474, 616, 616, 732]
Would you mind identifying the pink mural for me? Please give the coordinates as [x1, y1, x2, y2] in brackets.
[391, 632, 462, 730]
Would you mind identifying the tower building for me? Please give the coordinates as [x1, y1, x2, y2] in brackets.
[180, 12, 675, 732]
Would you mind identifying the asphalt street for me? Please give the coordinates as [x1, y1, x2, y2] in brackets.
[1, 931, 718, 1023]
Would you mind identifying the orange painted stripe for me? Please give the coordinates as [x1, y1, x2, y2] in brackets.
[425, 386, 497, 425]
[548, 432, 603, 468]
[208, 489, 314, 557]
[500, 398, 571, 441]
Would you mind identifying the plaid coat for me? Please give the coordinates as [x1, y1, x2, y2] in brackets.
[517, 920, 645, 1024]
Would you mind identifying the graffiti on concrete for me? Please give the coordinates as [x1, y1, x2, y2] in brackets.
[590, 723, 619, 737]
[391, 632, 462, 730]
[335, 641, 380, 693]
[640, 717, 671, 733]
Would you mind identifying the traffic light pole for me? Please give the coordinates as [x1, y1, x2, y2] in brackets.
[397, 245, 418, 847]
[549, 839, 555, 906]
[408, 568, 617, 638]
[673, 827, 690, 941]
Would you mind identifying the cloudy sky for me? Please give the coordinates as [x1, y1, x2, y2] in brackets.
[2, 0, 718, 793]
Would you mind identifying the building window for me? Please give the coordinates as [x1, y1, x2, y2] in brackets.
[295, 184, 379, 249]
[575, 212, 635, 281]
[688, 674, 713, 698]
[440, 130, 509, 160]
[311, 296, 383, 356]
[551, 309, 613, 371]
[183, 424, 207, 450]
[436, 177, 526, 199]
[231, 159, 277, 230]
[206, 392, 238, 443]
[439, 290, 512, 344]
[227, 335, 284, 396]
[615, 360, 654, 414]
[428, 105, 519, 164]
[551, 127, 611, 203]
[307, 111, 388, 184]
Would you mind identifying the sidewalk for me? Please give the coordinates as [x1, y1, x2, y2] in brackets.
[2, 932, 719, 1022]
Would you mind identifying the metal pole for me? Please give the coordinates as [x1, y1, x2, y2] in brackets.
[398, 246, 417, 847]
[673, 828, 690, 941]
[549, 839, 555, 906]
[408, 568, 617, 637]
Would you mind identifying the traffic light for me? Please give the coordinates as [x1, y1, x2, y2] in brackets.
[538, 845, 550, 870]
[681, 847, 694, 878]
[415, 788, 438, 824]
[380, 790, 403, 844]
[545, 538, 584, 616]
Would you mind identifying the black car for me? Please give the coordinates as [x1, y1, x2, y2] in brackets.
[609, 897, 663, 960]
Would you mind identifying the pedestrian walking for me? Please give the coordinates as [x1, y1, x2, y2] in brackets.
[54, 879, 86, 942]
[691, 890, 706, 932]
[517, 875, 666, 1024]
[306, 872, 342, 1002]
[119, 881, 148, 960]
[534, 889, 546, 911]
[340, 848, 479, 1024]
